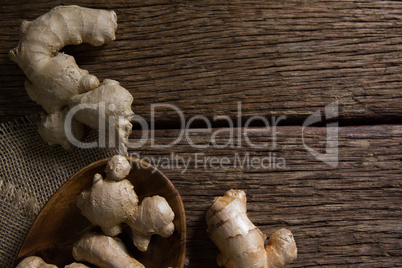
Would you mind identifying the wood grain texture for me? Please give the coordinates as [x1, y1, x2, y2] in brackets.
[1, 0, 401, 123]
[2, 1, 401, 267]
[127, 125, 402, 267]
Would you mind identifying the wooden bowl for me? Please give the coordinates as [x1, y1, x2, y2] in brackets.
[16, 157, 186, 268]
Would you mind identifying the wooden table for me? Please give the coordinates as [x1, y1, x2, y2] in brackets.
[1, 1, 401, 267]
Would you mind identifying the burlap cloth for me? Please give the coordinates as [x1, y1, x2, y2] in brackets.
[0, 114, 118, 267]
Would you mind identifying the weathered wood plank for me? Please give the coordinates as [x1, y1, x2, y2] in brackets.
[126, 125, 402, 267]
[1, 0, 402, 123]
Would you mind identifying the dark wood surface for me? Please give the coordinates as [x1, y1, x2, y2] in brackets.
[1, 0, 402, 123]
[1, 1, 401, 267]
[128, 125, 402, 267]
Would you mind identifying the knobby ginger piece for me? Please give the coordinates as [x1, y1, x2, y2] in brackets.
[15, 256, 91, 268]
[77, 155, 175, 251]
[9, 5, 133, 150]
[127, 195, 175, 251]
[206, 189, 297, 268]
[69, 79, 133, 152]
[72, 232, 144, 268]
[15, 256, 57, 268]
[64, 263, 90, 268]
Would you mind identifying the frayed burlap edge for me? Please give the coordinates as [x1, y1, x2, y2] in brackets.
[0, 114, 117, 267]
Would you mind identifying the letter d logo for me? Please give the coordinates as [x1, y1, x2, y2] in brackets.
[302, 102, 338, 167]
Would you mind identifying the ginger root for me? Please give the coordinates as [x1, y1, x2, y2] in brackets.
[16, 256, 90, 268]
[206, 189, 297, 268]
[72, 232, 144, 268]
[64, 263, 90, 268]
[16, 256, 57, 268]
[77, 155, 175, 251]
[127, 195, 175, 251]
[9, 5, 133, 150]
